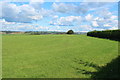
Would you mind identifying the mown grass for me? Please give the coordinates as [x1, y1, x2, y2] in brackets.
[2, 34, 118, 78]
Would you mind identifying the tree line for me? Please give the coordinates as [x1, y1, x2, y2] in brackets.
[25, 30, 74, 35]
[25, 31, 66, 35]
[87, 29, 120, 41]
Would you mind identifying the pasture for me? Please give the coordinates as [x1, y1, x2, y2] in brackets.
[2, 34, 118, 78]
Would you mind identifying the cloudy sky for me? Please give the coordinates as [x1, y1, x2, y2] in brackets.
[0, 0, 119, 32]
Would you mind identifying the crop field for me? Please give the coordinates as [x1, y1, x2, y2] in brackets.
[2, 34, 118, 78]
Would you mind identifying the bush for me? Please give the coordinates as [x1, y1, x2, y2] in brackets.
[66, 30, 74, 34]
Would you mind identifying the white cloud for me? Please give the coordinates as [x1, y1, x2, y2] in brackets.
[1, 2, 38, 22]
[95, 8, 113, 19]
[1, 19, 39, 31]
[28, 15, 43, 20]
[110, 15, 117, 20]
[52, 2, 110, 15]
[82, 7, 118, 30]
[52, 3, 75, 13]
[89, 15, 118, 30]
[85, 14, 93, 21]
[39, 8, 53, 17]
[30, 0, 44, 3]
[53, 15, 58, 19]
[1, 2, 52, 23]
[103, 24, 111, 27]
[29, 0, 44, 10]
[78, 25, 94, 31]
[0, 19, 16, 25]
[35, 26, 49, 30]
[50, 16, 82, 26]
[52, 3, 88, 14]
[92, 21, 99, 27]
[110, 27, 118, 30]
[55, 0, 60, 2]
[83, 0, 119, 2]
[0, 18, 52, 31]
[0, 2, 118, 31]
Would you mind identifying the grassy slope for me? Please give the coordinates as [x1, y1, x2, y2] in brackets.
[2, 34, 118, 78]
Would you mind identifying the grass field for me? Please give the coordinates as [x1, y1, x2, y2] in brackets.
[2, 34, 118, 78]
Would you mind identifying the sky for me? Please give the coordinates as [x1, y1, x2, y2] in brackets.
[0, 0, 119, 32]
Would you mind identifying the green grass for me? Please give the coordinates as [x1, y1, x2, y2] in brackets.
[2, 34, 118, 78]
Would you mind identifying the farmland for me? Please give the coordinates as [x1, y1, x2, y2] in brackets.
[2, 34, 118, 78]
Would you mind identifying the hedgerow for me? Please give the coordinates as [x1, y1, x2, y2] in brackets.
[87, 29, 120, 41]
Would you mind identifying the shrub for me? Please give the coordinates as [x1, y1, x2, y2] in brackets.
[66, 30, 74, 34]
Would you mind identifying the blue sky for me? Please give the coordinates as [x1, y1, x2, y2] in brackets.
[0, 0, 119, 32]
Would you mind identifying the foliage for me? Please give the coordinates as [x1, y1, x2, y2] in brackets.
[87, 29, 120, 41]
[66, 30, 74, 34]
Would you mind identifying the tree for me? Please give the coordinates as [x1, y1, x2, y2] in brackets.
[66, 30, 74, 34]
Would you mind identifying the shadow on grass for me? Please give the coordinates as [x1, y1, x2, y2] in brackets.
[73, 56, 120, 79]
[109, 38, 120, 41]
